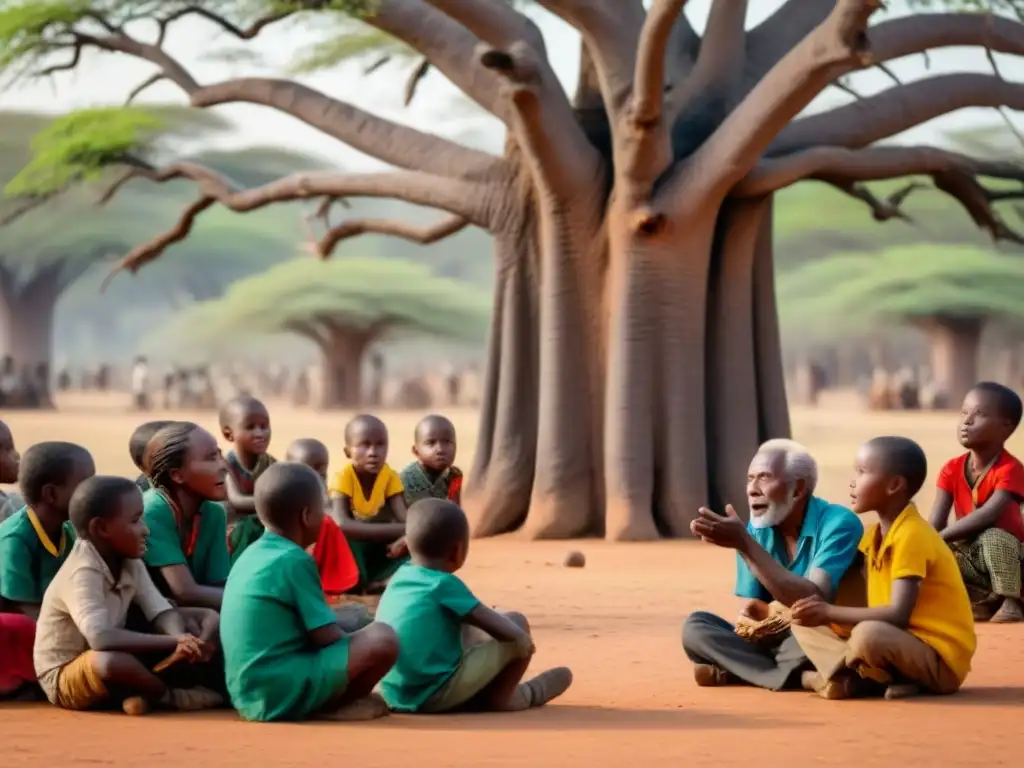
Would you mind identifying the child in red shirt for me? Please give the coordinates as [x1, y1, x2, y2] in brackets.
[930, 382, 1024, 623]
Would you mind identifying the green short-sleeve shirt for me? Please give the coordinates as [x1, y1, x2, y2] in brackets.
[0, 508, 76, 604]
[220, 532, 349, 722]
[141, 490, 230, 588]
[375, 563, 481, 712]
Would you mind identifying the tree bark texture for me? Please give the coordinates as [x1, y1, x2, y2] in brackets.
[65, 0, 1024, 538]
[923, 316, 984, 406]
[317, 329, 374, 409]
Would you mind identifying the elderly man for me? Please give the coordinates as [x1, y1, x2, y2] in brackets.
[681, 439, 863, 691]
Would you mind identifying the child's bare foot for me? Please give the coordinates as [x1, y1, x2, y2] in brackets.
[320, 693, 390, 721]
[169, 686, 224, 711]
[990, 598, 1024, 623]
[693, 663, 733, 687]
[884, 683, 921, 700]
[816, 670, 862, 700]
[520, 666, 573, 708]
[801, 670, 823, 692]
[122, 696, 152, 716]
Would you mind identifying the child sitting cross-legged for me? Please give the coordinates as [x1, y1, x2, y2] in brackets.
[929, 382, 1024, 623]
[789, 437, 976, 700]
[376, 498, 573, 713]
[220, 462, 399, 722]
[33, 476, 222, 714]
[220, 396, 275, 564]
[330, 415, 409, 594]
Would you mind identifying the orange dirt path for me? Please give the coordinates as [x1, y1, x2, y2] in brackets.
[4, 540, 1022, 767]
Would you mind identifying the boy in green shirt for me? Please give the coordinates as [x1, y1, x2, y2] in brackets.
[375, 498, 573, 713]
[0, 442, 94, 619]
[220, 461, 399, 722]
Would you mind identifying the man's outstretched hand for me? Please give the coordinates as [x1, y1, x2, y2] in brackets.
[690, 505, 749, 551]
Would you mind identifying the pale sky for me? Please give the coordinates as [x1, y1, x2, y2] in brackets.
[3, 1, 1021, 169]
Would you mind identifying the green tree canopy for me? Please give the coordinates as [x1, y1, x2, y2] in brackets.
[147, 256, 491, 361]
[777, 244, 1024, 342]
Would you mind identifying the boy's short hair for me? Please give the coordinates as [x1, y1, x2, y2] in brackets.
[218, 395, 267, 429]
[406, 499, 469, 560]
[866, 436, 928, 499]
[19, 442, 93, 506]
[129, 420, 176, 471]
[344, 413, 387, 445]
[69, 476, 140, 538]
[971, 381, 1023, 429]
[255, 462, 324, 529]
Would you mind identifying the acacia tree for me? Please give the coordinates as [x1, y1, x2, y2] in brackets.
[7, 1, 1024, 538]
[779, 245, 1024, 402]
[150, 258, 490, 406]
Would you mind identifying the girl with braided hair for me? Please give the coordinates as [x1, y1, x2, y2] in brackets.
[141, 422, 230, 611]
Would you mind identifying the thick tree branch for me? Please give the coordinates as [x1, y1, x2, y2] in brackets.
[634, 0, 691, 126]
[738, 144, 1024, 243]
[366, 0, 508, 117]
[774, 74, 1024, 153]
[534, 0, 645, 111]
[665, 0, 880, 210]
[189, 78, 499, 180]
[670, 0, 749, 118]
[420, 0, 539, 50]
[310, 214, 469, 258]
[746, 0, 831, 75]
[99, 159, 488, 284]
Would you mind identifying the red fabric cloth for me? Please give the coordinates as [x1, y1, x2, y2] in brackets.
[313, 517, 359, 595]
[937, 451, 1024, 542]
[448, 473, 463, 502]
[0, 613, 36, 694]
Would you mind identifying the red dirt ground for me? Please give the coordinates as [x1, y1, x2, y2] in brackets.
[4, 539, 1022, 767]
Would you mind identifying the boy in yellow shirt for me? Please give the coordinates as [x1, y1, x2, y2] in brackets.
[329, 415, 408, 594]
[789, 436, 976, 700]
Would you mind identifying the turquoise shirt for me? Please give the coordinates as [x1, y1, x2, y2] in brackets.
[736, 496, 862, 602]
[220, 533, 348, 722]
[142, 490, 230, 590]
[375, 563, 481, 712]
[0, 507, 76, 604]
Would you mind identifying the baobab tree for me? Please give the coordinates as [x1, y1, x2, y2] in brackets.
[5, 1, 1024, 539]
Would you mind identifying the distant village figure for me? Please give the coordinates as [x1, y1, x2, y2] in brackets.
[95, 364, 110, 392]
[0, 355, 17, 406]
[56, 365, 71, 392]
[892, 366, 919, 410]
[868, 368, 893, 411]
[368, 352, 385, 407]
[131, 355, 150, 411]
[396, 375, 432, 409]
[162, 369, 176, 409]
[443, 362, 460, 406]
[31, 363, 51, 409]
[292, 369, 310, 407]
[920, 379, 950, 411]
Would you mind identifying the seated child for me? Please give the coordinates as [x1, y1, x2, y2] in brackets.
[33, 475, 221, 714]
[220, 396, 275, 563]
[329, 415, 409, 594]
[400, 415, 463, 505]
[286, 438, 361, 600]
[0, 418, 24, 523]
[220, 461, 399, 722]
[376, 498, 573, 713]
[141, 422, 231, 610]
[0, 441, 95, 619]
[790, 437, 976, 700]
[929, 382, 1024, 623]
[128, 420, 175, 494]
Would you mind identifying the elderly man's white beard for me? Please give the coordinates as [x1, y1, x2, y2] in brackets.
[749, 497, 796, 529]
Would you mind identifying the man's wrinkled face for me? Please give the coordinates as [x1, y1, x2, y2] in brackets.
[746, 451, 798, 529]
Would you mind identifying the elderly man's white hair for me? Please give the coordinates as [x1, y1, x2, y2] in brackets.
[755, 438, 818, 494]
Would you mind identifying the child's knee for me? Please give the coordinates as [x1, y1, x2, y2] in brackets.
[90, 651, 140, 682]
[355, 621, 399, 664]
[846, 621, 889, 663]
[502, 611, 530, 633]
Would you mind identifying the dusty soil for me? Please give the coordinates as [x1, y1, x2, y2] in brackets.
[2, 396, 1023, 766]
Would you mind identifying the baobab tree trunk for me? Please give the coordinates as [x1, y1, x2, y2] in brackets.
[0, 271, 58, 370]
[923, 316, 984, 406]
[317, 330, 374, 409]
